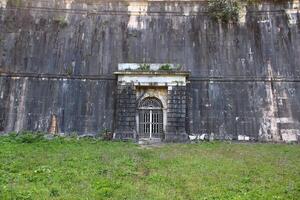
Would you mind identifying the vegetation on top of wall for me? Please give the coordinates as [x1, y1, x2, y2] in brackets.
[159, 64, 172, 71]
[208, 0, 291, 22]
[137, 64, 150, 71]
[208, 0, 240, 22]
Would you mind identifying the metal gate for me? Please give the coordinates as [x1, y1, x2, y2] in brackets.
[138, 98, 163, 139]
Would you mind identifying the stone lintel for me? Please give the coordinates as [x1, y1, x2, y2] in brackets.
[118, 63, 184, 71]
[114, 70, 190, 76]
[114, 71, 190, 86]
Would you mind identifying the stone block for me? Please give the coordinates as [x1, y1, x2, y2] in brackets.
[281, 129, 299, 142]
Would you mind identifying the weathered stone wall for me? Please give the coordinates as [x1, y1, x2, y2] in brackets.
[114, 84, 136, 139]
[0, 75, 116, 134]
[166, 85, 188, 142]
[0, 0, 300, 141]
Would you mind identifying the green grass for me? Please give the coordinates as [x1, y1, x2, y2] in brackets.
[0, 137, 300, 200]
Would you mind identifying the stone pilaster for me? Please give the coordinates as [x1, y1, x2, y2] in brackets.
[165, 85, 189, 142]
[114, 84, 137, 140]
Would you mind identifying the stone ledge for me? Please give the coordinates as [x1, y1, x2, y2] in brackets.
[114, 70, 190, 76]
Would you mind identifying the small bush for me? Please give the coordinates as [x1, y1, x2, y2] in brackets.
[159, 64, 172, 71]
[138, 64, 150, 71]
[101, 129, 113, 141]
[208, 0, 240, 22]
[8, 131, 18, 139]
[6, 131, 45, 143]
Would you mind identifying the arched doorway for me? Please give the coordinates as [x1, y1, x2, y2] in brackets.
[138, 97, 163, 139]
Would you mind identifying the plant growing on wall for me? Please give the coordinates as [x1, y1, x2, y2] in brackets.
[138, 64, 150, 71]
[159, 64, 172, 71]
[208, 0, 288, 23]
[7, 0, 23, 7]
[208, 0, 240, 22]
[53, 16, 68, 28]
[65, 66, 73, 76]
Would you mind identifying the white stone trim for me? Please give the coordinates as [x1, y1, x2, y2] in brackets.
[117, 75, 187, 86]
[118, 63, 179, 71]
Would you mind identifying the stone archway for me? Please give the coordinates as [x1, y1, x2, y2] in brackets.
[138, 97, 163, 139]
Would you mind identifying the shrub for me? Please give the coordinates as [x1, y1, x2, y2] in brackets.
[138, 64, 150, 71]
[208, 0, 240, 22]
[101, 128, 113, 141]
[8, 131, 45, 143]
[159, 64, 172, 71]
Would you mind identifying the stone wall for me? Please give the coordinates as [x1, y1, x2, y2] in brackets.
[166, 85, 188, 142]
[0, 0, 300, 142]
[0, 75, 116, 134]
[114, 84, 136, 139]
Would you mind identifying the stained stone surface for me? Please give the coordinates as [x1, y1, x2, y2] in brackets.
[166, 85, 188, 142]
[0, 76, 116, 134]
[0, 0, 300, 142]
[114, 84, 136, 139]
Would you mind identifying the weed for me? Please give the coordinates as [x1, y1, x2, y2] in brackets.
[49, 188, 60, 197]
[138, 64, 150, 71]
[93, 178, 122, 198]
[6, 131, 45, 143]
[7, 0, 23, 7]
[15, 191, 32, 200]
[100, 128, 113, 140]
[159, 64, 172, 71]
[174, 64, 182, 70]
[53, 16, 68, 28]
[208, 0, 286, 23]
[208, 0, 240, 22]
[65, 66, 73, 76]
[66, 131, 78, 138]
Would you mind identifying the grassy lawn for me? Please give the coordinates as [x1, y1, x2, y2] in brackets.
[0, 136, 300, 200]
